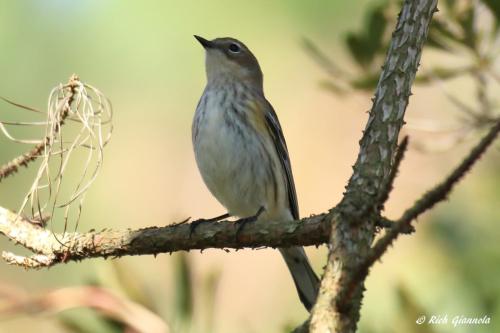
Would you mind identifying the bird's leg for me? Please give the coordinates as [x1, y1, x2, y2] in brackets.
[189, 213, 231, 238]
[235, 206, 265, 241]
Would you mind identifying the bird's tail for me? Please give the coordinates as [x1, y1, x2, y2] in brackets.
[279, 246, 320, 311]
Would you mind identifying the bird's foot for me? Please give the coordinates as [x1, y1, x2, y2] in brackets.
[235, 206, 265, 241]
[189, 213, 231, 238]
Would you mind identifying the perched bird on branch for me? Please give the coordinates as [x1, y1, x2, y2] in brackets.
[192, 35, 319, 311]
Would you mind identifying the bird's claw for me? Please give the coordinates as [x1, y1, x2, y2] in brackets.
[189, 213, 230, 238]
[235, 206, 265, 241]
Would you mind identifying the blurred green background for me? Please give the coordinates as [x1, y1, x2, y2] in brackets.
[0, 1, 499, 332]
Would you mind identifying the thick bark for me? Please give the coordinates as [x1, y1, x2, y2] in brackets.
[309, 1, 439, 332]
[0, 207, 333, 268]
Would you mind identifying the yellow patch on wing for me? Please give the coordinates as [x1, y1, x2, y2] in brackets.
[245, 99, 271, 137]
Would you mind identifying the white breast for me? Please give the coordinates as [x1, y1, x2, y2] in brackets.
[192, 89, 286, 218]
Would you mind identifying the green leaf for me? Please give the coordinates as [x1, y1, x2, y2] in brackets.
[415, 66, 473, 84]
[350, 73, 380, 91]
[319, 79, 348, 95]
[367, 6, 388, 55]
[426, 34, 451, 51]
[203, 269, 222, 333]
[483, 0, 500, 30]
[344, 5, 389, 69]
[345, 33, 372, 68]
[457, 5, 476, 49]
[396, 285, 439, 333]
[427, 19, 462, 51]
[174, 252, 194, 323]
[58, 310, 124, 333]
[302, 38, 345, 77]
[442, 0, 455, 12]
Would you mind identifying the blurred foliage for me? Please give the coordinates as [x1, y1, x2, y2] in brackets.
[201, 265, 222, 333]
[305, 0, 500, 151]
[55, 260, 169, 333]
[305, 1, 500, 333]
[421, 167, 500, 333]
[392, 285, 437, 333]
[59, 310, 125, 333]
[44, 253, 222, 333]
[173, 253, 194, 331]
[304, 1, 398, 92]
[307, 0, 500, 91]
[345, 5, 388, 71]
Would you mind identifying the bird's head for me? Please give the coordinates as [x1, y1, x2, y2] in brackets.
[194, 35, 263, 90]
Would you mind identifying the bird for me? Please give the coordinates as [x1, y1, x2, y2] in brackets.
[192, 35, 319, 311]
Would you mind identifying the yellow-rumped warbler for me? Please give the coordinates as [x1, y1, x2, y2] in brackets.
[192, 35, 319, 311]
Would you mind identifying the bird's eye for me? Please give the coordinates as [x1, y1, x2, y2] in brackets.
[228, 43, 241, 53]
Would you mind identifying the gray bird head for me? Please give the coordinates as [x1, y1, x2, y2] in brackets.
[194, 35, 263, 91]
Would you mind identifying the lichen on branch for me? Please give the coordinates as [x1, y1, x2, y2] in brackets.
[0, 206, 333, 269]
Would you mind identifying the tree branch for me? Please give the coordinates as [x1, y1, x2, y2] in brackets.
[309, 1, 439, 332]
[368, 119, 500, 263]
[335, 118, 500, 312]
[0, 206, 334, 269]
[374, 136, 409, 211]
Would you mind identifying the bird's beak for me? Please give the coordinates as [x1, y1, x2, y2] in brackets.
[194, 35, 214, 49]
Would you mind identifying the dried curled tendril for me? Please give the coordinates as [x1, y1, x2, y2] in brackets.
[0, 75, 113, 242]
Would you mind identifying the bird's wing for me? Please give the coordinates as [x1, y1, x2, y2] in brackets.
[262, 99, 299, 220]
